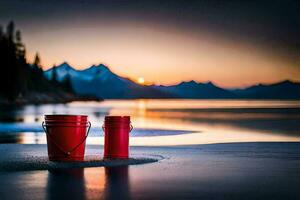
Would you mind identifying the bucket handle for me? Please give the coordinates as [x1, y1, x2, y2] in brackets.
[42, 121, 91, 156]
[102, 123, 133, 133]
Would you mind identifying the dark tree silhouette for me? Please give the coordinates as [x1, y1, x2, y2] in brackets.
[0, 21, 25, 99]
[34, 52, 41, 69]
[62, 74, 73, 93]
[15, 30, 26, 60]
[0, 21, 77, 104]
[0, 25, 3, 38]
[6, 21, 14, 41]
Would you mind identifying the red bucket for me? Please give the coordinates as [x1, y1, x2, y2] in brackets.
[42, 115, 91, 162]
[103, 116, 133, 159]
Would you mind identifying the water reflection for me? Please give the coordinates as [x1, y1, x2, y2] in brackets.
[47, 168, 86, 200]
[1, 100, 300, 145]
[46, 166, 130, 200]
[103, 166, 131, 200]
[142, 108, 300, 135]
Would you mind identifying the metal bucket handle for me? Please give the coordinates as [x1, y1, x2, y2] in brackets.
[102, 122, 133, 133]
[42, 121, 91, 156]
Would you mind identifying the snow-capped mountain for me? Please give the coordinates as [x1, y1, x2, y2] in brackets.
[44, 62, 79, 81]
[44, 63, 300, 99]
[44, 63, 173, 98]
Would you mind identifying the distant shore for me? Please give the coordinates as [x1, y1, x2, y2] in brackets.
[2, 96, 300, 107]
[0, 92, 102, 106]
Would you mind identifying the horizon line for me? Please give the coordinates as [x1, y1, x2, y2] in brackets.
[42, 61, 300, 90]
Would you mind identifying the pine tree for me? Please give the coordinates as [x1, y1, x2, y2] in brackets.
[15, 30, 26, 62]
[0, 25, 3, 38]
[34, 52, 41, 69]
[6, 21, 15, 42]
[0, 21, 77, 103]
[0, 21, 29, 99]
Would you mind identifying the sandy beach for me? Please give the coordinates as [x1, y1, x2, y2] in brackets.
[0, 142, 299, 200]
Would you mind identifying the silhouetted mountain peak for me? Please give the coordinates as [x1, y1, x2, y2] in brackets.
[274, 80, 296, 86]
[247, 80, 298, 89]
[43, 62, 300, 99]
[60, 61, 69, 66]
[82, 63, 111, 75]
[204, 81, 217, 87]
[178, 80, 198, 87]
[231, 79, 300, 99]
[57, 62, 74, 70]
[177, 80, 219, 88]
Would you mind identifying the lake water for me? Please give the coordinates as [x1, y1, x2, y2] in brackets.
[0, 99, 300, 145]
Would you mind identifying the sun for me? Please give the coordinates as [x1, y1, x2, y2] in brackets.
[137, 77, 145, 85]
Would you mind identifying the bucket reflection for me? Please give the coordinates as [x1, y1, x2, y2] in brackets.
[103, 166, 131, 200]
[46, 168, 86, 200]
[46, 166, 131, 200]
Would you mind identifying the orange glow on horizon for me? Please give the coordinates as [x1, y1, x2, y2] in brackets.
[25, 22, 300, 88]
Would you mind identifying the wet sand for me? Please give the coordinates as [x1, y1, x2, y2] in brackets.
[0, 142, 299, 199]
[0, 144, 159, 172]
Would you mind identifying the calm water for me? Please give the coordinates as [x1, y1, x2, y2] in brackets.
[0, 99, 300, 145]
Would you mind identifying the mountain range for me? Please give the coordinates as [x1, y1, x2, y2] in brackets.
[44, 62, 300, 99]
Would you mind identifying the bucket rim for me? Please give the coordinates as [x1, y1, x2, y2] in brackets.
[45, 121, 89, 125]
[44, 124, 90, 127]
[45, 115, 88, 122]
[45, 114, 88, 118]
[105, 116, 130, 120]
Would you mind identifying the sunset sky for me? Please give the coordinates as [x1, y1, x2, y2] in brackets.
[0, 0, 300, 88]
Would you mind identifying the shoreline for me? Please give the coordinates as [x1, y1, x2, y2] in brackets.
[1, 98, 300, 107]
[0, 96, 103, 107]
[0, 142, 299, 171]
